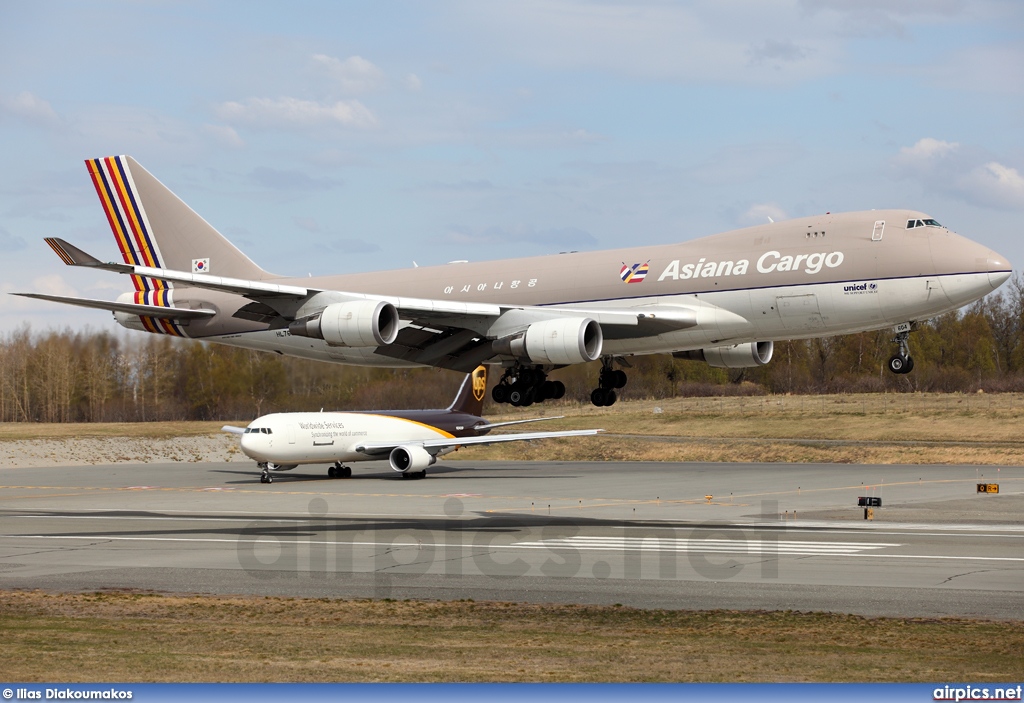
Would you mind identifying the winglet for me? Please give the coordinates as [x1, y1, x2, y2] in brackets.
[43, 237, 131, 272]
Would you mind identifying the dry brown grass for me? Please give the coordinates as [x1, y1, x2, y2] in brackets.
[0, 421, 227, 441]
[2, 591, 1021, 682]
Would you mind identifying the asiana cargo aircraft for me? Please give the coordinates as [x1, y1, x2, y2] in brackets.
[16, 156, 1013, 407]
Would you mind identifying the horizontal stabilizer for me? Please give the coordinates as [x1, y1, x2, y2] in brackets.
[12, 293, 216, 320]
[44, 237, 130, 271]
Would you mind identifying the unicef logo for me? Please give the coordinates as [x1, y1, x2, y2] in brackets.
[869, 283, 878, 290]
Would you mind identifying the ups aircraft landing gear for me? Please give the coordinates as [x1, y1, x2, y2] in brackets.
[491, 365, 566, 407]
[327, 462, 352, 479]
[258, 462, 272, 484]
[888, 322, 915, 375]
[591, 358, 627, 407]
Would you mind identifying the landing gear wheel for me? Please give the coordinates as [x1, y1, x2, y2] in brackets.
[340, 466, 352, 478]
[612, 369, 627, 389]
[260, 473, 272, 484]
[551, 380, 566, 399]
[328, 465, 337, 478]
[888, 354, 913, 374]
[591, 388, 607, 407]
[492, 384, 508, 403]
[603, 389, 617, 406]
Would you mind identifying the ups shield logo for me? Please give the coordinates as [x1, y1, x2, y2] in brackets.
[472, 366, 487, 402]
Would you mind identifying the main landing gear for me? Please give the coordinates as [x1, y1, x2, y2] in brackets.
[327, 462, 352, 479]
[591, 359, 627, 407]
[400, 470, 427, 480]
[887, 324, 915, 375]
[491, 366, 566, 407]
[258, 462, 273, 484]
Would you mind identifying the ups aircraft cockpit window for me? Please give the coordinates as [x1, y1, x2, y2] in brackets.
[244, 428, 273, 434]
[907, 218, 943, 229]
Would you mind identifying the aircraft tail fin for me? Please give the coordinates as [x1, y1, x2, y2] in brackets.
[448, 365, 488, 416]
[85, 156, 271, 283]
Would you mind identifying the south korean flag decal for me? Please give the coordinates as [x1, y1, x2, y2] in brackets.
[192, 258, 210, 273]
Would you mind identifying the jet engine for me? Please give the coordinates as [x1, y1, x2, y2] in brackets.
[493, 317, 603, 365]
[288, 300, 400, 347]
[389, 445, 436, 473]
[674, 341, 774, 368]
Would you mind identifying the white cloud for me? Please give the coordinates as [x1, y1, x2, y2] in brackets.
[215, 97, 378, 129]
[311, 54, 386, 93]
[202, 124, 245, 148]
[960, 162, 1024, 210]
[741, 203, 788, 224]
[0, 91, 60, 126]
[405, 73, 423, 91]
[897, 137, 959, 163]
[894, 138, 1024, 210]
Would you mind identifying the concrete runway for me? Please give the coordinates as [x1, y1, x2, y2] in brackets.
[1, 459, 1022, 619]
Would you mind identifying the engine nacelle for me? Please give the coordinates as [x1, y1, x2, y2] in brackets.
[494, 317, 603, 365]
[288, 300, 399, 347]
[389, 445, 436, 473]
[674, 341, 774, 369]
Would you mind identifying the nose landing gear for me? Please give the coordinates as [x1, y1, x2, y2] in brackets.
[888, 323, 915, 375]
[327, 463, 352, 478]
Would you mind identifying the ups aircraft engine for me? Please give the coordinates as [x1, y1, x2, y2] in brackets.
[389, 445, 437, 477]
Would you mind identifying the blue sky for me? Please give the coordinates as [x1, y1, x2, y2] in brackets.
[1, 0, 1022, 332]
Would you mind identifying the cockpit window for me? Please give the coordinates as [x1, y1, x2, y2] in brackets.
[906, 219, 918, 229]
[244, 427, 272, 434]
[263, 428, 272, 434]
[907, 218, 943, 229]
[922, 218, 942, 227]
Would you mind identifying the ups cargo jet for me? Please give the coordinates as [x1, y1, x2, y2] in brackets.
[15, 156, 1013, 406]
[222, 366, 601, 483]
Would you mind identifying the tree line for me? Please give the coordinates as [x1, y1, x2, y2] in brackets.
[2, 275, 1023, 423]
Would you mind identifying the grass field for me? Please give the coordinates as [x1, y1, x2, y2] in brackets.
[2, 591, 1021, 682]
[4, 392, 1024, 465]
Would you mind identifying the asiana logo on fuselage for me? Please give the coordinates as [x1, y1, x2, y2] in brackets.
[658, 250, 845, 281]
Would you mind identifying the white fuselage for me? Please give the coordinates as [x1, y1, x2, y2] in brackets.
[240, 412, 455, 465]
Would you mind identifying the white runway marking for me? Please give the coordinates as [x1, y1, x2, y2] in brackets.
[2, 536, 1024, 564]
[514, 536, 900, 556]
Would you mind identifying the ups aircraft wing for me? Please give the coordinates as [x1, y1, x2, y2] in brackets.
[353, 427, 603, 456]
[37, 237, 699, 372]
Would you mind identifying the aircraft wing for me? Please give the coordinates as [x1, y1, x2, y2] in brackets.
[221, 426, 245, 435]
[475, 416, 565, 430]
[39, 236, 700, 371]
[354, 428, 603, 456]
[12, 292, 216, 320]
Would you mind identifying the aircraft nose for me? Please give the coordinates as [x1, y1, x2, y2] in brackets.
[986, 254, 1012, 290]
[240, 432, 259, 457]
